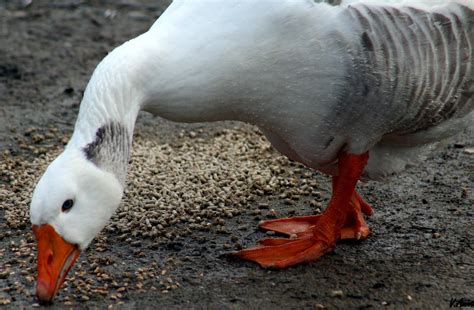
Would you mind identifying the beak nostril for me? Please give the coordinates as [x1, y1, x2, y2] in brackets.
[47, 251, 53, 266]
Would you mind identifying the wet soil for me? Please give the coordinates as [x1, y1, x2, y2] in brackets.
[0, 1, 473, 309]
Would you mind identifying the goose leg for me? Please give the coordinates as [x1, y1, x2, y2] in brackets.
[234, 152, 369, 269]
[334, 175, 373, 240]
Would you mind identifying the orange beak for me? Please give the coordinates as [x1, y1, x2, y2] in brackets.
[32, 224, 81, 304]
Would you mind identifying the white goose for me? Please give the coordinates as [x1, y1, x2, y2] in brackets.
[30, 0, 473, 303]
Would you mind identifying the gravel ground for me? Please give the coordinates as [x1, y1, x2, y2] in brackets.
[0, 1, 473, 309]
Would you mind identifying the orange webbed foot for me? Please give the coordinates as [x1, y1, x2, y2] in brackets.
[234, 152, 371, 269]
[256, 189, 373, 241]
[234, 231, 332, 269]
[234, 195, 372, 268]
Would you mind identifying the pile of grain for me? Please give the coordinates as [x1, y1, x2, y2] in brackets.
[112, 127, 320, 242]
[0, 125, 322, 306]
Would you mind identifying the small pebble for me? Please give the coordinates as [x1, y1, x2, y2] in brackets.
[463, 147, 474, 155]
[330, 290, 343, 298]
[0, 270, 10, 279]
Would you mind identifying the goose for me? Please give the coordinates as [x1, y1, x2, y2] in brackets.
[29, 0, 473, 303]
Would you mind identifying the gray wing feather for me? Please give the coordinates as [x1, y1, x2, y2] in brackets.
[348, 3, 473, 135]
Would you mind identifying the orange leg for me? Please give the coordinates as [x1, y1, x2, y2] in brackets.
[334, 175, 373, 240]
[234, 152, 370, 269]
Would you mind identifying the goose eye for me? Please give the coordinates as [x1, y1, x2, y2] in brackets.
[61, 199, 74, 212]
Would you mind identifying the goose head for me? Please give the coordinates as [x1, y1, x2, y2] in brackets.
[30, 149, 123, 303]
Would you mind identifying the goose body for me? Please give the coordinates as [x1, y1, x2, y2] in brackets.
[30, 0, 473, 303]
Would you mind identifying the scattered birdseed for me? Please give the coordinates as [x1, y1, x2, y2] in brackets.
[0, 125, 323, 304]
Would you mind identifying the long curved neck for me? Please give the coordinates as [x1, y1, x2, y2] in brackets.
[68, 42, 146, 149]
[66, 38, 147, 184]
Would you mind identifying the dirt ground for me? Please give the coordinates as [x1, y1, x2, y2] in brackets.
[0, 1, 473, 309]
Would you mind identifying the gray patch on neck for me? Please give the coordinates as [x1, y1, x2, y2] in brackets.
[83, 122, 131, 184]
[313, 0, 341, 5]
